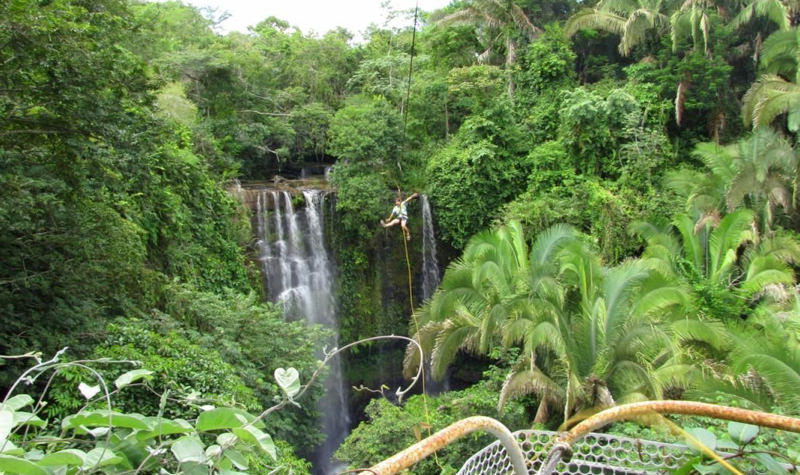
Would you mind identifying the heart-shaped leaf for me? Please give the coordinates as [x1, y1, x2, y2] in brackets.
[685, 427, 717, 452]
[78, 382, 100, 400]
[728, 421, 758, 445]
[274, 368, 300, 398]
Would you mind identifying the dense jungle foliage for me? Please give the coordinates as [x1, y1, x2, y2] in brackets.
[2, 0, 800, 472]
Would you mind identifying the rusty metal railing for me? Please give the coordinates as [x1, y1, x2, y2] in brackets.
[360, 416, 527, 475]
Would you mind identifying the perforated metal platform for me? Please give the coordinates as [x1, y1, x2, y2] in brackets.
[458, 430, 693, 474]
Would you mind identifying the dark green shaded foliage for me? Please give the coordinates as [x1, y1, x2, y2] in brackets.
[290, 102, 333, 161]
[327, 97, 404, 170]
[426, 100, 530, 249]
[445, 65, 505, 133]
[153, 284, 330, 451]
[334, 367, 528, 474]
[0, 0, 255, 380]
[504, 172, 672, 262]
[49, 321, 259, 419]
[514, 25, 577, 143]
[624, 42, 739, 157]
[328, 164, 388, 242]
[0, 0, 156, 371]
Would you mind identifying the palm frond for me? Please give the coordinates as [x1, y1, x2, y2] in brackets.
[733, 353, 800, 411]
[669, 318, 732, 352]
[742, 74, 800, 129]
[603, 260, 650, 335]
[530, 224, 578, 267]
[708, 208, 756, 283]
[673, 214, 705, 272]
[565, 9, 627, 38]
[499, 367, 566, 411]
[633, 284, 691, 317]
[686, 374, 775, 411]
[759, 28, 798, 74]
[731, 0, 790, 31]
[431, 321, 478, 379]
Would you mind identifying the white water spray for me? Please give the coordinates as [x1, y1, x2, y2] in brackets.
[256, 189, 350, 474]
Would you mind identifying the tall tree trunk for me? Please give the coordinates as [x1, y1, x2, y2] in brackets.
[444, 99, 450, 138]
[534, 399, 549, 425]
[505, 37, 516, 100]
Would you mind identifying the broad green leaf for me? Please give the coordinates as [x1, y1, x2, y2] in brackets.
[220, 470, 249, 475]
[78, 382, 100, 400]
[754, 453, 788, 473]
[11, 412, 45, 428]
[196, 408, 247, 432]
[205, 444, 222, 458]
[114, 369, 153, 390]
[727, 421, 758, 445]
[274, 367, 300, 398]
[223, 449, 248, 470]
[62, 411, 151, 431]
[216, 433, 237, 446]
[0, 440, 23, 456]
[82, 448, 123, 470]
[684, 427, 717, 452]
[0, 455, 49, 475]
[0, 410, 13, 444]
[0, 396, 34, 411]
[171, 436, 206, 464]
[673, 455, 702, 475]
[180, 461, 210, 475]
[23, 449, 42, 461]
[715, 439, 738, 450]
[694, 462, 724, 474]
[108, 431, 142, 470]
[37, 449, 85, 466]
[138, 417, 192, 440]
[232, 426, 276, 460]
[789, 107, 800, 132]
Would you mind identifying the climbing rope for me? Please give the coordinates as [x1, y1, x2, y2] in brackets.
[398, 222, 442, 469]
[402, 0, 419, 136]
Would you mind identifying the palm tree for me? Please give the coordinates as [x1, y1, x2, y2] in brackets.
[631, 209, 799, 311]
[670, 129, 798, 233]
[500, 238, 690, 424]
[565, 0, 673, 57]
[690, 307, 800, 413]
[742, 28, 800, 129]
[669, 0, 740, 57]
[435, 0, 540, 98]
[404, 221, 531, 380]
[731, 0, 791, 31]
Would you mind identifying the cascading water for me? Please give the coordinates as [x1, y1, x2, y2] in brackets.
[420, 195, 449, 393]
[420, 194, 441, 301]
[255, 188, 351, 474]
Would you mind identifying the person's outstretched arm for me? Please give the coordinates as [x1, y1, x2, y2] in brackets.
[403, 192, 418, 204]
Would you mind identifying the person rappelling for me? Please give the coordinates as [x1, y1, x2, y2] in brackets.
[381, 192, 418, 241]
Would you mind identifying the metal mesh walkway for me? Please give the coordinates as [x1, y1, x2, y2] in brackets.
[458, 430, 693, 474]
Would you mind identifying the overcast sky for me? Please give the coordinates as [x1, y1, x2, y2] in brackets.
[177, 0, 453, 37]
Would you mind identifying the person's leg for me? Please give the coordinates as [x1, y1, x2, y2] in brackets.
[382, 218, 400, 228]
[401, 219, 410, 240]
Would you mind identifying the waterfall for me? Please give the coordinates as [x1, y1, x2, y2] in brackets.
[421, 195, 441, 301]
[420, 195, 449, 393]
[255, 189, 350, 474]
